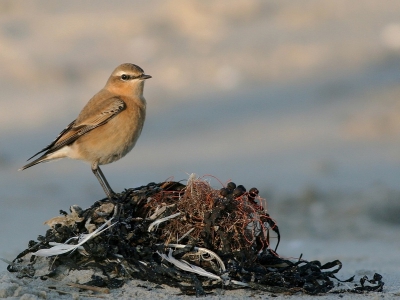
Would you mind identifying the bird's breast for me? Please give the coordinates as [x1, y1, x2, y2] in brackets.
[73, 103, 146, 165]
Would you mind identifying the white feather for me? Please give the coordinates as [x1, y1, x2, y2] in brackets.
[33, 218, 116, 257]
[147, 212, 181, 232]
[158, 249, 222, 281]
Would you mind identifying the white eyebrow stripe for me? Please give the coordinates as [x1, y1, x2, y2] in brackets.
[114, 70, 128, 77]
[113, 70, 141, 79]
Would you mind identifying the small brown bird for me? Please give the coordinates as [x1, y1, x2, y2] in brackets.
[19, 63, 151, 199]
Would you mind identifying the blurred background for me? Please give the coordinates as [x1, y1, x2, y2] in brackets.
[1, 0, 400, 270]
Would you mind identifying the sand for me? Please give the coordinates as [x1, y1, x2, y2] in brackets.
[1, 236, 399, 299]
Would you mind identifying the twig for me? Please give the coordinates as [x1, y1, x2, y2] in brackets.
[67, 282, 110, 294]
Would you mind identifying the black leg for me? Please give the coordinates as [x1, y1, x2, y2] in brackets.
[91, 162, 115, 200]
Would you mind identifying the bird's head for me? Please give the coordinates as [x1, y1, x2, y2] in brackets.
[105, 63, 151, 96]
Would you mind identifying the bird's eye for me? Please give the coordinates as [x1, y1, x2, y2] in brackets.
[121, 74, 129, 80]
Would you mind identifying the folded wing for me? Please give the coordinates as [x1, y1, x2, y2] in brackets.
[20, 98, 126, 170]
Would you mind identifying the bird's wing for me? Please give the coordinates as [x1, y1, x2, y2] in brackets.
[26, 98, 126, 160]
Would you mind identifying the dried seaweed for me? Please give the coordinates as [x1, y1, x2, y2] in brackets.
[7, 175, 384, 296]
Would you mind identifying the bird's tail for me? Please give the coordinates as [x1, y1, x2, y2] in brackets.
[18, 155, 49, 171]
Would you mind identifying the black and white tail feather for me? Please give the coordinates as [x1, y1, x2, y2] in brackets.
[19, 120, 77, 170]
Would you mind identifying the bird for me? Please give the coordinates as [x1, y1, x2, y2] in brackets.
[19, 63, 151, 200]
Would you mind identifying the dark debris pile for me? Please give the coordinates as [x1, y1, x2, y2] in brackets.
[8, 176, 384, 296]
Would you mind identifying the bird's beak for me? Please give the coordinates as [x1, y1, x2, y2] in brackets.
[140, 74, 152, 80]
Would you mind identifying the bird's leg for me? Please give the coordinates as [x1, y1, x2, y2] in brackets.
[91, 162, 116, 200]
[97, 166, 116, 196]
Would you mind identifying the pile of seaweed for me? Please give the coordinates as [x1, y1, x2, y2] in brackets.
[7, 175, 384, 296]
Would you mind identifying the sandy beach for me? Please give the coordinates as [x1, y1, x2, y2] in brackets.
[1, 238, 399, 299]
[1, 0, 400, 298]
